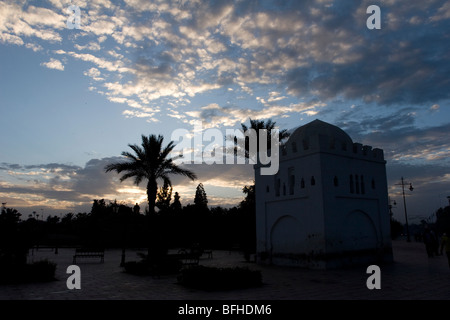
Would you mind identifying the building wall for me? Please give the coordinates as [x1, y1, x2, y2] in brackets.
[255, 152, 326, 267]
[255, 122, 393, 269]
[319, 144, 392, 267]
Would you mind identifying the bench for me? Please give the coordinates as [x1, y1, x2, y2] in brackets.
[203, 250, 213, 259]
[181, 254, 200, 268]
[73, 248, 104, 264]
[175, 250, 200, 268]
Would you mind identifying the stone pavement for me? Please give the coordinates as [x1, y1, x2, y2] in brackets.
[0, 239, 449, 300]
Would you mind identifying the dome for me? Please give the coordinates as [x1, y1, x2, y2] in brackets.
[287, 119, 353, 146]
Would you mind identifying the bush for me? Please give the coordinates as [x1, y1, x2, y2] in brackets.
[123, 261, 150, 275]
[124, 256, 182, 276]
[24, 260, 57, 282]
[178, 266, 262, 291]
[0, 259, 56, 284]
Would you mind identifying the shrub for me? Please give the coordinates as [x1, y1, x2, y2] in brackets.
[124, 256, 182, 276]
[0, 259, 56, 284]
[123, 261, 150, 275]
[178, 266, 262, 291]
[25, 260, 57, 282]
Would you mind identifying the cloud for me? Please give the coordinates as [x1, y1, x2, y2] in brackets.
[0, 156, 254, 215]
[186, 100, 325, 128]
[25, 42, 43, 52]
[74, 41, 101, 51]
[386, 162, 450, 223]
[56, 50, 132, 73]
[3, 0, 450, 114]
[0, 158, 120, 214]
[330, 108, 450, 165]
[3, 0, 445, 125]
[0, 2, 65, 45]
[41, 58, 65, 71]
[83, 67, 104, 81]
[1, 0, 449, 219]
[430, 104, 440, 113]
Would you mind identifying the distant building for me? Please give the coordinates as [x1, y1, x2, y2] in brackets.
[254, 119, 393, 269]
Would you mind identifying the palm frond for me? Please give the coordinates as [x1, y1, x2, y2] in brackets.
[105, 133, 197, 213]
[166, 164, 197, 181]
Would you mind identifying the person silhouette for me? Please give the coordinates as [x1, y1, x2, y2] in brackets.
[133, 203, 140, 215]
[440, 233, 450, 268]
[423, 226, 436, 257]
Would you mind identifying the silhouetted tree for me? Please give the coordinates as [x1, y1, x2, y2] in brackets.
[105, 134, 197, 214]
[390, 217, 403, 239]
[239, 184, 256, 256]
[156, 183, 173, 213]
[436, 206, 450, 234]
[240, 184, 255, 209]
[171, 192, 182, 212]
[194, 183, 208, 209]
[91, 199, 107, 216]
[0, 207, 28, 267]
[234, 118, 290, 159]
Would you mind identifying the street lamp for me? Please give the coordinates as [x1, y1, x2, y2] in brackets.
[396, 177, 414, 242]
[388, 197, 397, 217]
[112, 201, 127, 267]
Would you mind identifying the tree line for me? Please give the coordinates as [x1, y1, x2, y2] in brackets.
[1, 118, 283, 265]
[0, 183, 255, 253]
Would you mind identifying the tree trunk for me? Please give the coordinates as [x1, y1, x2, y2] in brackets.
[146, 179, 158, 257]
[147, 179, 157, 215]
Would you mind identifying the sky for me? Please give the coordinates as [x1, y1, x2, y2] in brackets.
[0, 0, 449, 224]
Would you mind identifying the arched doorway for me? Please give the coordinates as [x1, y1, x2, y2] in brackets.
[270, 215, 302, 254]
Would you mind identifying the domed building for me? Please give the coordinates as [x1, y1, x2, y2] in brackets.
[254, 119, 393, 269]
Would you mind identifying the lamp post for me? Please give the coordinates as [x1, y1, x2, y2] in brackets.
[397, 177, 414, 242]
[113, 201, 127, 267]
[388, 197, 396, 217]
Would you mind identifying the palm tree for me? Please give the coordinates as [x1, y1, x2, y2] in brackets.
[105, 134, 197, 215]
[232, 118, 290, 160]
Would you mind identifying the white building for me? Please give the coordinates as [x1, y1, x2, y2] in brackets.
[254, 119, 393, 269]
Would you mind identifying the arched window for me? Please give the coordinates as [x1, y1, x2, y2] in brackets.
[288, 167, 295, 195]
[266, 185, 270, 193]
[330, 138, 335, 149]
[301, 178, 305, 189]
[283, 183, 286, 196]
[371, 178, 376, 189]
[292, 142, 298, 153]
[303, 139, 309, 150]
[350, 175, 354, 193]
[334, 176, 339, 187]
[361, 175, 365, 194]
[355, 174, 360, 194]
[275, 178, 280, 197]
[311, 176, 316, 186]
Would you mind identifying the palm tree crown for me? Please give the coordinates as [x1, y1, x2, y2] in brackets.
[105, 134, 197, 214]
[237, 118, 290, 159]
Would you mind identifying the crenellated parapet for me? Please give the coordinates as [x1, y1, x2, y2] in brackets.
[280, 127, 385, 163]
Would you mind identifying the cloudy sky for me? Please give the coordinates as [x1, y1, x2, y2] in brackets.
[0, 0, 449, 223]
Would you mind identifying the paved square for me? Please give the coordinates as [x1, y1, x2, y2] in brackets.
[0, 240, 448, 300]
